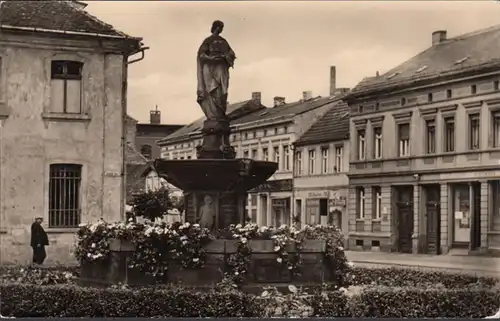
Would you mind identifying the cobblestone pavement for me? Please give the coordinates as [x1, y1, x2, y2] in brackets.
[346, 250, 500, 277]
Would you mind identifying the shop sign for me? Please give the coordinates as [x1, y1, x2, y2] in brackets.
[307, 191, 329, 198]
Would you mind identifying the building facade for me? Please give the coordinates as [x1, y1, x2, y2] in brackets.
[0, 0, 143, 264]
[293, 99, 350, 233]
[345, 27, 500, 256]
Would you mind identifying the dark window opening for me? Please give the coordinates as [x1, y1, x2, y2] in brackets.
[427, 93, 433, 102]
[140, 145, 153, 160]
[471, 84, 477, 95]
[49, 164, 82, 228]
[355, 239, 363, 246]
[446, 89, 453, 99]
[371, 240, 380, 247]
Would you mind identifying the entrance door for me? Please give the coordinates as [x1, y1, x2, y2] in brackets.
[424, 185, 441, 255]
[470, 183, 481, 250]
[396, 186, 414, 254]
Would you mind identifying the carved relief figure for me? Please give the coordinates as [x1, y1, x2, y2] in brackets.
[196, 20, 236, 121]
[199, 195, 216, 230]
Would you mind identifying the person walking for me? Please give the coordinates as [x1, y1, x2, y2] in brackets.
[31, 217, 49, 265]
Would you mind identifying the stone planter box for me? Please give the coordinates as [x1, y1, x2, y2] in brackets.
[80, 238, 332, 288]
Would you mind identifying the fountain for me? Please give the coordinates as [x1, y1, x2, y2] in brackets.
[154, 19, 277, 229]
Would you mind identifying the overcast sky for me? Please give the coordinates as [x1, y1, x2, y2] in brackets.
[86, 1, 500, 125]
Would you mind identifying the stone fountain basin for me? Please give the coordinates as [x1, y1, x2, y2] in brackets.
[154, 158, 278, 192]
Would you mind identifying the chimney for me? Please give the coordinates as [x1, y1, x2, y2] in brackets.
[273, 96, 286, 107]
[251, 92, 261, 104]
[329, 66, 336, 96]
[303, 91, 313, 101]
[376, 71, 380, 77]
[150, 105, 161, 124]
[432, 30, 447, 46]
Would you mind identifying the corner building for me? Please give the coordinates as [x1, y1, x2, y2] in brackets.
[345, 27, 500, 256]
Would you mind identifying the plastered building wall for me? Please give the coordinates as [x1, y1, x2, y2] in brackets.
[0, 34, 126, 264]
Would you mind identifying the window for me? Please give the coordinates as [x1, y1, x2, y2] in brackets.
[398, 123, 410, 157]
[494, 80, 499, 91]
[427, 93, 433, 102]
[243, 149, 250, 158]
[400, 97, 406, 106]
[468, 114, 480, 150]
[356, 187, 365, 219]
[425, 119, 436, 154]
[140, 145, 152, 160]
[373, 127, 382, 159]
[49, 164, 82, 228]
[295, 199, 302, 220]
[444, 116, 455, 152]
[491, 181, 500, 231]
[372, 186, 382, 220]
[264, 129, 268, 136]
[249, 194, 258, 223]
[283, 145, 290, 171]
[295, 151, 303, 175]
[273, 146, 280, 165]
[321, 148, 329, 174]
[471, 84, 477, 95]
[308, 149, 316, 174]
[284, 126, 288, 134]
[446, 89, 452, 99]
[244, 132, 248, 140]
[334, 146, 343, 173]
[357, 129, 366, 160]
[262, 148, 269, 161]
[50, 60, 83, 113]
[251, 148, 258, 160]
[492, 111, 500, 148]
[358, 106, 364, 113]
[375, 102, 380, 111]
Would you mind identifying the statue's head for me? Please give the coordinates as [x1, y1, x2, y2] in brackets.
[211, 20, 224, 35]
[204, 195, 213, 205]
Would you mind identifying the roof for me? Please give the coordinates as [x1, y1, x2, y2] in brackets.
[348, 24, 500, 98]
[136, 124, 184, 136]
[294, 99, 349, 146]
[125, 143, 148, 165]
[125, 143, 152, 203]
[0, 0, 141, 40]
[159, 95, 341, 145]
[158, 100, 266, 144]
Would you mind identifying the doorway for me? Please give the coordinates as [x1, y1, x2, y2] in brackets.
[423, 184, 441, 254]
[394, 185, 414, 253]
[450, 183, 481, 250]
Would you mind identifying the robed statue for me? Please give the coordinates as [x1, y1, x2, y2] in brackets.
[196, 20, 236, 121]
[199, 194, 216, 230]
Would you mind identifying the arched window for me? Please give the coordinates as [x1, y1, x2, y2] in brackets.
[49, 164, 82, 228]
[141, 144, 153, 159]
[50, 60, 83, 114]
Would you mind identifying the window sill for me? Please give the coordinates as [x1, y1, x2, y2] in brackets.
[47, 228, 79, 234]
[372, 219, 382, 222]
[0, 228, 7, 234]
[42, 112, 91, 122]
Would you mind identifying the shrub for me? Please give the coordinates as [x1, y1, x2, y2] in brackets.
[131, 188, 172, 221]
[1, 282, 499, 318]
[351, 267, 498, 289]
[0, 266, 78, 285]
[350, 286, 500, 318]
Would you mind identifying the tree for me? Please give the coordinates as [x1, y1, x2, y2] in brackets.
[131, 187, 172, 221]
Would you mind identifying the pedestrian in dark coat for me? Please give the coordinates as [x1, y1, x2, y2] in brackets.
[31, 217, 49, 265]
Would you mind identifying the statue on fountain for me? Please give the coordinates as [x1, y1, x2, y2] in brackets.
[196, 20, 237, 159]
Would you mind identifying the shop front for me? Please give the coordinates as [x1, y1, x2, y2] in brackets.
[294, 189, 348, 232]
[248, 179, 293, 227]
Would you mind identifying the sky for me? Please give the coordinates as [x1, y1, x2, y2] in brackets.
[85, 1, 500, 125]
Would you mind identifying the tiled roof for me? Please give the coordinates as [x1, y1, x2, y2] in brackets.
[158, 100, 266, 144]
[232, 96, 336, 127]
[125, 143, 148, 165]
[125, 143, 151, 203]
[0, 0, 140, 40]
[349, 25, 500, 97]
[294, 99, 349, 146]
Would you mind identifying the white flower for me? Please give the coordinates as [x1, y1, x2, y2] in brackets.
[87, 253, 92, 258]
[180, 236, 187, 241]
[78, 223, 87, 227]
[347, 261, 354, 268]
[240, 237, 248, 244]
[288, 284, 298, 293]
[91, 243, 96, 248]
[261, 290, 269, 297]
[193, 223, 200, 228]
[234, 271, 239, 276]
[338, 246, 344, 251]
[192, 258, 199, 262]
[259, 226, 268, 233]
[273, 246, 280, 252]
[276, 257, 283, 263]
[235, 224, 242, 229]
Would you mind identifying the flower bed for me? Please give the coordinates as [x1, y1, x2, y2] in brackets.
[76, 221, 351, 288]
[1, 281, 498, 317]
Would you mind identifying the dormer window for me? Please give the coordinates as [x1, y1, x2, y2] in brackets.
[401, 97, 407, 106]
[50, 60, 83, 114]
